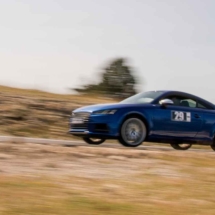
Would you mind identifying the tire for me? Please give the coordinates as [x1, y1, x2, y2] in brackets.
[170, 143, 192, 150]
[118, 118, 147, 147]
[83, 137, 105, 145]
[210, 140, 215, 151]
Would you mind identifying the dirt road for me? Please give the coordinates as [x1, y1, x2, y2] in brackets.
[0, 139, 215, 215]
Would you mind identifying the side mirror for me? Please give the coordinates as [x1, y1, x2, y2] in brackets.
[159, 99, 174, 106]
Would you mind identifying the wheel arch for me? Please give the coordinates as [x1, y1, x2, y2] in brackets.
[209, 123, 215, 141]
[118, 112, 151, 137]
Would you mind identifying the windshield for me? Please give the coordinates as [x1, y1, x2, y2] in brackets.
[120, 91, 164, 104]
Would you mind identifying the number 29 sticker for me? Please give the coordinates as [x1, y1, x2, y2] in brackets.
[171, 111, 191, 122]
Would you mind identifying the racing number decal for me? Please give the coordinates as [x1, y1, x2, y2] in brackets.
[171, 111, 191, 122]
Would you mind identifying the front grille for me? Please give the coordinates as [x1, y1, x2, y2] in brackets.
[71, 123, 88, 129]
[70, 112, 90, 129]
[72, 112, 90, 123]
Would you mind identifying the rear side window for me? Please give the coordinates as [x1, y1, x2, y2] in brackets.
[180, 99, 196, 108]
[197, 103, 206, 109]
[196, 101, 213, 109]
[166, 96, 213, 109]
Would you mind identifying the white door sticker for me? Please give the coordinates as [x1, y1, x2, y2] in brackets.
[171, 111, 191, 122]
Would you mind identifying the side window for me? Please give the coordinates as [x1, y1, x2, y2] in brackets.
[180, 99, 196, 108]
[161, 95, 213, 109]
[166, 96, 197, 108]
[197, 103, 206, 109]
[196, 102, 212, 109]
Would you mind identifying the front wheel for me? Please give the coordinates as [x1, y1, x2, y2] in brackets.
[118, 118, 147, 147]
[170, 143, 192, 150]
[83, 137, 106, 145]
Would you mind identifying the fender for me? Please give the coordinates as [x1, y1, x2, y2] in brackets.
[118, 110, 153, 132]
[209, 123, 215, 141]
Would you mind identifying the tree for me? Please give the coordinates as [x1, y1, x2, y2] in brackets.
[73, 58, 139, 98]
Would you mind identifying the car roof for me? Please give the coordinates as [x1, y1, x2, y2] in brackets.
[150, 90, 215, 109]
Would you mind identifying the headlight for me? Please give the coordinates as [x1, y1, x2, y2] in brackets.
[93, 109, 117, 115]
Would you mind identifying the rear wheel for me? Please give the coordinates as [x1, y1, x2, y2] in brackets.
[83, 137, 105, 145]
[210, 139, 215, 151]
[170, 143, 192, 150]
[118, 118, 147, 147]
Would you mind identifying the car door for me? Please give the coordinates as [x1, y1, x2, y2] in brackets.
[152, 97, 203, 138]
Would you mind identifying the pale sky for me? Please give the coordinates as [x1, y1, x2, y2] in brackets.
[0, 0, 215, 102]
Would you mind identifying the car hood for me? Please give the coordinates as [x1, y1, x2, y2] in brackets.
[73, 103, 152, 113]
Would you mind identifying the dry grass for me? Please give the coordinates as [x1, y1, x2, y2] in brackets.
[0, 85, 215, 214]
[0, 85, 117, 139]
[0, 142, 214, 214]
[0, 85, 117, 102]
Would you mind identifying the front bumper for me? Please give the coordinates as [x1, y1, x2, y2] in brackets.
[69, 130, 89, 135]
[69, 112, 119, 138]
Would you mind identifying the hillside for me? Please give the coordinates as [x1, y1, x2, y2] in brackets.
[1, 86, 215, 215]
[0, 85, 117, 139]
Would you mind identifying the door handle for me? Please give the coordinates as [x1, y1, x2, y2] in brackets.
[194, 114, 200, 118]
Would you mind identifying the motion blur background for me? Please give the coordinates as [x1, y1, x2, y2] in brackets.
[0, 1, 215, 215]
[0, 0, 215, 101]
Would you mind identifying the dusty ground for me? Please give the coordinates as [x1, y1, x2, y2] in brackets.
[1, 85, 215, 214]
[0, 141, 215, 215]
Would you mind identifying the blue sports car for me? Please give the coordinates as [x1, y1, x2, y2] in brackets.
[69, 90, 215, 151]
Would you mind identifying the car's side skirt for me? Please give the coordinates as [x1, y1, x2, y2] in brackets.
[146, 135, 212, 145]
